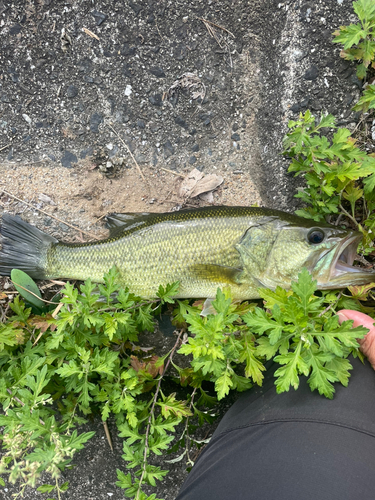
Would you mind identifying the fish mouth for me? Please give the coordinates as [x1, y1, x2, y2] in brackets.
[324, 233, 375, 286]
[331, 234, 362, 277]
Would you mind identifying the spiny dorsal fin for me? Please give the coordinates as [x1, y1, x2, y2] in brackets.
[105, 212, 150, 235]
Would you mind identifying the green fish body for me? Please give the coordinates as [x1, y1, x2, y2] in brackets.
[1, 206, 374, 299]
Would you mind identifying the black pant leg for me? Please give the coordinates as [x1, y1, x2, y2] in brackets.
[176, 357, 375, 500]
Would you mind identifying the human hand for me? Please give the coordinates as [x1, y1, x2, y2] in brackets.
[338, 310, 375, 369]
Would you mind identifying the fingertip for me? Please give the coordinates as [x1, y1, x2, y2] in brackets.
[337, 311, 349, 324]
[337, 309, 375, 331]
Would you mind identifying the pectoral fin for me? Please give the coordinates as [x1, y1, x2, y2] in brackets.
[201, 298, 216, 317]
[189, 264, 243, 285]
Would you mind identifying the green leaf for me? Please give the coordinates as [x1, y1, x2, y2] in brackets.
[343, 182, 363, 216]
[11, 269, 45, 310]
[258, 286, 291, 308]
[332, 128, 351, 144]
[274, 343, 308, 393]
[156, 282, 179, 303]
[238, 334, 266, 385]
[118, 422, 143, 444]
[364, 173, 375, 195]
[8, 295, 31, 323]
[362, 39, 375, 67]
[256, 336, 283, 359]
[333, 23, 366, 49]
[149, 433, 174, 455]
[356, 62, 367, 79]
[116, 470, 132, 490]
[354, 84, 375, 111]
[158, 393, 192, 419]
[325, 357, 353, 386]
[211, 287, 232, 315]
[243, 308, 283, 340]
[137, 305, 155, 331]
[215, 367, 233, 400]
[353, 0, 375, 23]
[60, 482, 69, 492]
[290, 268, 317, 314]
[37, 485, 55, 493]
[66, 430, 95, 451]
[318, 113, 336, 129]
[0, 323, 25, 350]
[306, 352, 337, 399]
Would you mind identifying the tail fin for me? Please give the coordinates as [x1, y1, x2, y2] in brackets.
[0, 214, 58, 279]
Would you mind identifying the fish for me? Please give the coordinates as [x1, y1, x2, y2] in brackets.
[0, 206, 374, 300]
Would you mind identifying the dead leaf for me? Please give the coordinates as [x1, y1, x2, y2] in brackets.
[130, 355, 164, 378]
[28, 314, 57, 332]
[60, 28, 72, 52]
[178, 168, 204, 198]
[190, 174, 223, 197]
[348, 282, 375, 300]
[178, 168, 223, 200]
[198, 191, 214, 203]
[165, 72, 206, 102]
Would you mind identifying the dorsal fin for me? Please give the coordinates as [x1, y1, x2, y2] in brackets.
[105, 212, 151, 235]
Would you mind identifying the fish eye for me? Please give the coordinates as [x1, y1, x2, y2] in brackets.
[307, 229, 325, 244]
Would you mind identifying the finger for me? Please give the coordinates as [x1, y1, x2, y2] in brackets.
[338, 309, 375, 369]
[337, 310, 375, 332]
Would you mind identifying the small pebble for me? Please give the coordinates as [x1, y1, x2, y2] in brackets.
[22, 114, 32, 124]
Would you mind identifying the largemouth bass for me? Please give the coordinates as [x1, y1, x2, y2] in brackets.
[0, 206, 374, 299]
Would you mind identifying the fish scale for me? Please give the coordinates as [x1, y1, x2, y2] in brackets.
[47, 209, 256, 297]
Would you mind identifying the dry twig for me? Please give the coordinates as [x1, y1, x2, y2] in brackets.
[103, 421, 114, 452]
[160, 167, 186, 178]
[0, 189, 99, 240]
[198, 17, 235, 69]
[82, 27, 100, 40]
[11, 280, 58, 305]
[107, 124, 146, 182]
[198, 17, 235, 38]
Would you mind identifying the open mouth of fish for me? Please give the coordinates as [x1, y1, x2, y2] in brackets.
[330, 234, 374, 280]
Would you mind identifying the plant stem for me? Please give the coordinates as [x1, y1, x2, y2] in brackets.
[56, 476, 61, 500]
[339, 203, 359, 228]
[185, 387, 197, 464]
[135, 330, 183, 499]
[318, 292, 342, 317]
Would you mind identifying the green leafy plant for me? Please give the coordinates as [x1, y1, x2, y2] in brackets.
[353, 83, 375, 111]
[244, 268, 368, 398]
[283, 110, 375, 253]
[333, 0, 375, 80]
[0, 267, 370, 498]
